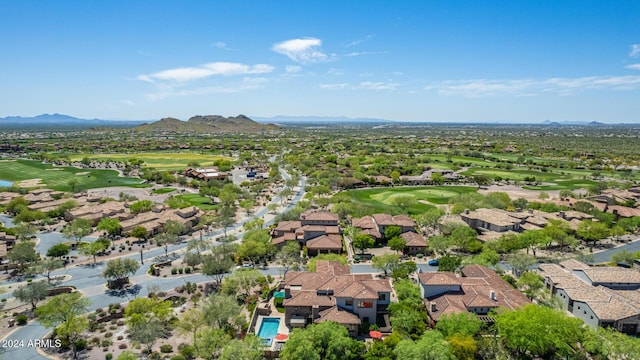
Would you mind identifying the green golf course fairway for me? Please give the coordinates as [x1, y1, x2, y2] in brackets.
[347, 186, 477, 215]
[0, 159, 144, 191]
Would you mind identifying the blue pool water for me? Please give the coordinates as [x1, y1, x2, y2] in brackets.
[0, 180, 13, 187]
[257, 317, 280, 346]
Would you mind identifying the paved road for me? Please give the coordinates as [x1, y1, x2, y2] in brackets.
[0, 166, 306, 360]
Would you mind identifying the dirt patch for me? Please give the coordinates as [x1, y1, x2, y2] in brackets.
[478, 185, 560, 202]
[45, 168, 63, 171]
[17, 178, 43, 187]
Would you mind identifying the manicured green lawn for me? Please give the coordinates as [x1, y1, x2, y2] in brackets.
[69, 152, 232, 171]
[152, 187, 176, 194]
[173, 193, 219, 211]
[347, 186, 477, 215]
[0, 159, 144, 191]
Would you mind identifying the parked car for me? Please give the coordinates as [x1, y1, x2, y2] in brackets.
[428, 259, 439, 266]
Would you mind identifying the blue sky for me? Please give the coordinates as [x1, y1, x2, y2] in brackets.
[1, 0, 640, 123]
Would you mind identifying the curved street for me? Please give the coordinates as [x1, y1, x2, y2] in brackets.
[0, 167, 305, 360]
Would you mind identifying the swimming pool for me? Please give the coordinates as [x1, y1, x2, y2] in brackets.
[257, 317, 280, 346]
[0, 180, 13, 187]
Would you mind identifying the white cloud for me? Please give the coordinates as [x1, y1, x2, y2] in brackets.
[626, 64, 640, 70]
[145, 77, 268, 101]
[212, 41, 236, 51]
[319, 83, 350, 90]
[319, 81, 398, 91]
[272, 38, 328, 64]
[137, 62, 274, 83]
[630, 44, 640, 57]
[425, 75, 640, 97]
[344, 50, 387, 57]
[286, 65, 302, 73]
[121, 100, 135, 106]
[344, 34, 374, 48]
[359, 81, 398, 91]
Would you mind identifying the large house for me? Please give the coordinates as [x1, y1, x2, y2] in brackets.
[399, 169, 459, 185]
[418, 265, 530, 324]
[352, 213, 417, 238]
[0, 231, 17, 262]
[539, 260, 640, 334]
[184, 167, 228, 181]
[279, 261, 393, 336]
[271, 212, 343, 256]
[461, 208, 595, 242]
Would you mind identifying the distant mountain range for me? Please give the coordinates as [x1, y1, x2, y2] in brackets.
[0, 113, 148, 128]
[541, 120, 605, 126]
[0, 113, 631, 130]
[0, 113, 277, 132]
[252, 115, 397, 124]
[133, 115, 278, 133]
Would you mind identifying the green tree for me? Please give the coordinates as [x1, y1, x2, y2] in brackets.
[429, 235, 451, 256]
[388, 236, 407, 254]
[46, 243, 71, 258]
[29, 257, 63, 283]
[124, 297, 172, 351]
[243, 217, 265, 231]
[371, 254, 400, 277]
[202, 293, 244, 331]
[276, 241, 303, 275]
[35, 292, 90, 360]
[237, 229, 275, 265]
[353, 233, 375, 254]
[438, 255, 462, 272]
[506, 253, 537, 276]
[13, 280, 49, 311]
[7, 240, 39, 273]
[222, 268, 263, 298]
[176, 307, 208, 354]
[391, 195, 417, 213]
[280, 321, 365, 360]
[435, 312, 483, 338]
[394, 330, 456, 360]
[154, 232, 178, 258]
[103, 258, 140, 289]
[414, 209, 444, 234]
[384, 225, 402, 240]
[79, 238, 109, 266]
[130, 199, 153, 214]
[62, 218, 93, 244]
[130, 225, 148, 241]
[516, 271, 544, 299]
[576, 220, 610, 249]
[14, 223, 37, 241]
[611, 250, 638, 265]
[447, 334, 477, 360]
[96, 217, 122, 238]
[202, 250, 235, 286]
[219, 336, 265, 360]
[391, 261, 418, 280]
[495, 304, 585, 358]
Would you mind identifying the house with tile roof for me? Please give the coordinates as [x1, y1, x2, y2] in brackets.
[400, 231, 427, 256]
[418, 265, 530, 325]
[271, 212, 343, 256]
[353, 213, 417, 238]
[280, 261, 392, 336]
[539, 260, 640, 334]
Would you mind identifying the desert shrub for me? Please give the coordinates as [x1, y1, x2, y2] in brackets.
[15, 314, 28, 326]
[105, 354, 113, 360]
[160, 344, 173, 353]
